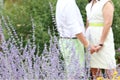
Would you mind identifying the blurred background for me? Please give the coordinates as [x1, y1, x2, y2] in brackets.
[0, 0, 120, 63]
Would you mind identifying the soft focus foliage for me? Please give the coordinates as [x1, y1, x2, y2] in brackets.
[0, 0, 120, 79]
[2, 0, 120, 53]
[112, 0, 120, 48]
[3, 0, 54, 53]
[0, 17, 120, 80]
[0, 18, 65, 80]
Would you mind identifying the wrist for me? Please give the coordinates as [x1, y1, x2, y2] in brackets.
[87, 44, 91, 51]
[85, 42, 89, 48]
[99, 41, 104, 46]
[85, 42, 91, 51]
[99, 43, 103, 47]
[99, 41, 104, 45]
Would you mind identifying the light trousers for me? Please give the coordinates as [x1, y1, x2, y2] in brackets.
[59, 38, 85, 80]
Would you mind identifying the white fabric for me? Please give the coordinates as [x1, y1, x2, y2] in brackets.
[86, 0, 116, 69]
[56, 0, 85, 38]
[86, 0, 110, 23]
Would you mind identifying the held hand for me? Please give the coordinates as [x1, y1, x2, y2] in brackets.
[90, 45, 97, 54]
[90, 44, 103, 54]
[87, 44, 103, 54]
[95, 45, 102, 52]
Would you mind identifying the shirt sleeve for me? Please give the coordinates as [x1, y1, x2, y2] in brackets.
[64, 1, 85, 36]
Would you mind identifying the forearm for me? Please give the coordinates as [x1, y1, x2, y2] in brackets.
[100, 22, 112, 44]
[76, 33, 89, 48]
[85, 19, 89, 31]
[100, 1, 114, 44]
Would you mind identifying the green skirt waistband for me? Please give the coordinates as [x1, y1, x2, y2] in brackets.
[89, 22, 104, 27]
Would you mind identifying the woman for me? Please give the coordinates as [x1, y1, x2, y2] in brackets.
[85, 0, 116, 79]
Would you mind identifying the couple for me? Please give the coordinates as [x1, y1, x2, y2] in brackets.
[56, 0, 116, 79]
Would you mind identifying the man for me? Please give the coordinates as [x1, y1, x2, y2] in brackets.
[56, 0, 95, 79]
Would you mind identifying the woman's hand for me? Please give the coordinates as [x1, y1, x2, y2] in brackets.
[90, 44, 103, 54]
[95, 44, 103, 52]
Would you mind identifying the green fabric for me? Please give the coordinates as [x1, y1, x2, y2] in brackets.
[0, 0, 3, 15]
[59, 38, 85, 79]
[89, 22, 104, 26]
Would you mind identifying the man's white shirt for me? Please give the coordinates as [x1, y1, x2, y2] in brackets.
[56, 0, 85, 38]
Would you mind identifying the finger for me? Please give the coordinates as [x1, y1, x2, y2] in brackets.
[90, 49, 95, 54]
[96, 46, 102, 52]
[93, 48, 97, 52]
